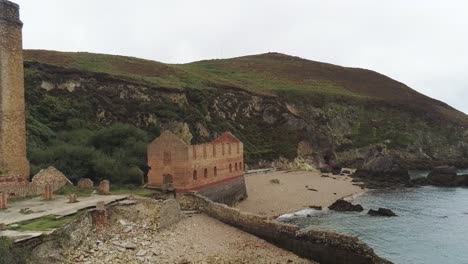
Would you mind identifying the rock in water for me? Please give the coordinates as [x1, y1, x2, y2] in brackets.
[427, 166, 468, 187]
[328, 199, 364, 212]
[368, 208, 397, 217]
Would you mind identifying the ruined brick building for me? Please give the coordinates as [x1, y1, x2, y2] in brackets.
[147, 131, 247, 205]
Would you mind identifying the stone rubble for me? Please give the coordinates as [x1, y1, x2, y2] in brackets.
[63, 214, 313, 264]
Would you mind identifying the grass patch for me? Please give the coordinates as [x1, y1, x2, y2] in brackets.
[8, 214, 79, 232]
[110, 185, 157, 197]
[55, 185, 94, 197]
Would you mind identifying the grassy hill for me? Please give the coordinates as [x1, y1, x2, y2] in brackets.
[22, 50, 468, 183]
[25, 50, 467, 124]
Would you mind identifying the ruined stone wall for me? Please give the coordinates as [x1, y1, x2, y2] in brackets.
[0, 0, 29, 179]
[14, 197, 184, 263]
[178, 193, 390, 264]
[0, 167, 70, 198]
[0, 176, 36, 197]
[31, 166, 72, 192]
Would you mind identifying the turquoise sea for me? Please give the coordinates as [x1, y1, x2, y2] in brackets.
[280, 172, 468, 264]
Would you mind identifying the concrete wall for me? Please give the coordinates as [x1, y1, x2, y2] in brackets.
[178, 193, 391, 264]
[0, 0, 29, 179]
[197, 176, 247, 206]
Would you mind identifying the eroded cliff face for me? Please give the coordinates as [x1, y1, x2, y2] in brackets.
[24, 62, 468, 169]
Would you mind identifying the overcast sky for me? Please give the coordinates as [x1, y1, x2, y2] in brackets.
[14, 0, 468, 114]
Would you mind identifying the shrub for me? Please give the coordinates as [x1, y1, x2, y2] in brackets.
[0, 237, 28, 264]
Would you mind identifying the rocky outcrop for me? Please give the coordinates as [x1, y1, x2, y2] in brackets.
[368, 208, 397, 217]
[328, 199, 364, 212]
[272, 157, 317, 171]
[427, 166, 468, 187]
[354, 145, 409, 187]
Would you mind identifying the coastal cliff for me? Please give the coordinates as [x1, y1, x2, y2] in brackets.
[23, 50, 468, 182]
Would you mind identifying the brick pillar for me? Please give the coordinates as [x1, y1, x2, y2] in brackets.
[0, 0, 30, 179]
[98, 180, 110, 194]
[68, 193, 77, 203]
[92, 201, 108, 230]
[0, 192, 7, 209]
[43, 184, 53, 200]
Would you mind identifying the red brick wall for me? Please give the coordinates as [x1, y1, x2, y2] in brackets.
[147, 131, 189, 188]
[0, 167, 71, 198]
[147, 131, 245, 193]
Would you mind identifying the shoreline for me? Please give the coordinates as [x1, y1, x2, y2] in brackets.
[236, 169, 366, 218]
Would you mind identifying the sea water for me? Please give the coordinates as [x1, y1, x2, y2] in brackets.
[280, 185, 468, 263]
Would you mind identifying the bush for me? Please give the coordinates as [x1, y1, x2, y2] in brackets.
[0, 237, 28, 264]
[28, 123, 150, 185]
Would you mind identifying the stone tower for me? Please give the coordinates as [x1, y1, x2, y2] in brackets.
[0, 0, 29, 179]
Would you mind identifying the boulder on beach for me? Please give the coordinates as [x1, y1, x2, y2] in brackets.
[427, 166, 468, 187]
[309, 205, 322, 210]
[319, 165, 332, 173]
[331, 166, 342, 175]
[368, 208, 397, 217]
[328, 199, 364, 212]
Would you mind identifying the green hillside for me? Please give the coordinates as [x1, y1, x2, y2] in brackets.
[22, 50, 468, 184]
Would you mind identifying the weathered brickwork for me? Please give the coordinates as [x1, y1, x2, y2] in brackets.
[0, 0, 29, 179]
[0, 166, 70, 197]
[31, 166, 72, 192]
[0, 192, 7, 209]
[147, 131, 247, 204]
[43, 184, 53, 200]
[68, 193, 77, 203]
[77, 178, 94, 188]
[98, 180, 110, 194]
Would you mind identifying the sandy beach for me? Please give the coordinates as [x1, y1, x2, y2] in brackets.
[236, 170, 365, 217]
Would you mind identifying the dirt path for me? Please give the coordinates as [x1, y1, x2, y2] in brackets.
[65, 214, 314, 264]
[237, 170, 365, 217]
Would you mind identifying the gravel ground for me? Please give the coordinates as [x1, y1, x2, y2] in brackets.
[64, 214, 315, 264]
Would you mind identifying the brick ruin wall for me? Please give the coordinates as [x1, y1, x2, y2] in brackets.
[178, 193, 391, 264]
[184, 141, 244, 191]
[147, 132, 189, 188]
[0, 166, 71, 198]
[0, 0, 30, 179]
[13, 198, 184, 262]
[148, 132, 245, 196]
